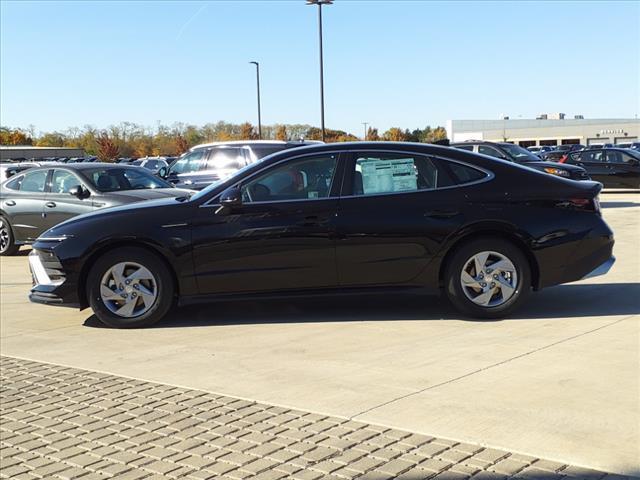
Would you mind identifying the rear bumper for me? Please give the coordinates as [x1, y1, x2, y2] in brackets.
[581, 256, 615, 280]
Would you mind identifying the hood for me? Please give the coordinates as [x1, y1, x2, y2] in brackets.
[44, 193, 194, 236]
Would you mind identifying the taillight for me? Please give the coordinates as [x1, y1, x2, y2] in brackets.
[558, 155, 568, 163]
[556, 197, 598, 213]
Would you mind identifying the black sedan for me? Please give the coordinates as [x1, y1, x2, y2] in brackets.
[559, 148, 640, 189]
[451, 141, 589, 180]
[0, 163, 194, 255]
[27, 142, 614, 328]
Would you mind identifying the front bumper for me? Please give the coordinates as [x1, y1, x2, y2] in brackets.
[581, 256, 615, 280]
[28, 249, 80, 308]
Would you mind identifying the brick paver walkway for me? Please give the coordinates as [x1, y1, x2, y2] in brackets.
[0, 356, 626, 480]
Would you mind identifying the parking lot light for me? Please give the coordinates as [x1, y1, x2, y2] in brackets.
[306, 0, 333, 142]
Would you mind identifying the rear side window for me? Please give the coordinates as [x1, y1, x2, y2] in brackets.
[454, 145, 474, 151]
[352, 153, 456, 196]
[20, 170, 48, 193]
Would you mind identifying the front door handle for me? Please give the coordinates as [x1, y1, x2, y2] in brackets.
[5, 200, 16, 206]
[45, 202, 57, 208]
[424, 210, 459, 219]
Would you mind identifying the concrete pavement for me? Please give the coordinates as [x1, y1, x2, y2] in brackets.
[1, 191, 638, 476]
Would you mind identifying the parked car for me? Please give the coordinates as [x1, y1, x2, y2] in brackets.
[161, 140, 323, 190]
[554, 144, 585, 152]
[0, 163, 194, 255]
[586, 143, 614, 150]
[0, 161, 42, 181]
[560, 148, 640, 189]
[132, 157, 169, 174]
[27, 142, 614, 328]
[615, 141, 640, 151]
[450, 141, 589, 180]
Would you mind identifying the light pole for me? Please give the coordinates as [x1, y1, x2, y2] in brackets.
[307, 0, 332, 142]
[362, 122, 368, 141]
[249, 61, 262, 139]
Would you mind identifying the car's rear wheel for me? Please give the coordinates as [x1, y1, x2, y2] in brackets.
[444, 238, 531, 319]
[0, 216, 20, 256]
[87, 247, 175, 328]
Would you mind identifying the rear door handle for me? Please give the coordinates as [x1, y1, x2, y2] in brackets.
[424, 210, 459, 219]
[45, 202, 57, 208]
[5, 200, 16, 206]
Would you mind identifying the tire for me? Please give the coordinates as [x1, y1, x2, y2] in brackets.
[87, 247, 175, 328]
[444, 237, 531, 319]
[0, 216, 20, 256]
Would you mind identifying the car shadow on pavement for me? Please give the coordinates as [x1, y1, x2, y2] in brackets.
[83, 282, 640, 329]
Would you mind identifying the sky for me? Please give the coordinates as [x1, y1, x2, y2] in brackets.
[1, 0, 639, 136]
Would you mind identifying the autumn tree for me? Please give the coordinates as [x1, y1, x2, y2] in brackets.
[366, 127, 379, 141]
[275, 125, 288, 141]
[175, 135, 189, 155]
[238, 122, 257, 140]
[96, 133, 120, 162]
[382, 127, 408, 142]
[35, 132, 66, 147]
[0, 127, 33, 145]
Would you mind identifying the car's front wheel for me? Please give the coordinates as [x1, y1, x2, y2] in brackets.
[0, 216, 19, 256]
[87, 247, 175, 328]
[444, 238, 531, 319]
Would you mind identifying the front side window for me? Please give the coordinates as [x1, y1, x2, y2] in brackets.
[582, 151, 604, 162]
[352, 153, 456, 196]
[169, 150, 205, 174]
[85, 168, 172, 192]
[20, 170, 48, 193]
[51, 170, 81, 193]
[498, 144, 540, 163]
[241, 155, 337, 203]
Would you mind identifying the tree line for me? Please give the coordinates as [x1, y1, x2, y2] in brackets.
[0, 122, 448, 161]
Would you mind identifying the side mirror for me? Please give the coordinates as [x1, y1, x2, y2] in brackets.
[69, 185, 89, 199]
[216, 187, 242, 215]
[157, 166, 168, 178]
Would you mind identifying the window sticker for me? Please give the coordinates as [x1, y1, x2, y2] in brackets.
[359, 158, 417, 194]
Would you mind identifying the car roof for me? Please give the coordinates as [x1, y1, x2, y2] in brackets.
[7, 162, 144, 172]
[190, 140, 324, 151]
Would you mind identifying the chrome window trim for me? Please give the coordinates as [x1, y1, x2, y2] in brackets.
[199, 148, 494, 207]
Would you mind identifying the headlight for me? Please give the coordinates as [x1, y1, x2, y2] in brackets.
[543, 167, 570, 177]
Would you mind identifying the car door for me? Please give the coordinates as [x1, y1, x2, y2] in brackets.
[191, 152, 342, 295]
[605, 150, 640, 188]
[41, 168, 95, 230]
[2, 169, 51, 241]
[335, 151, 467, 287]
[578, 150, 609, 185]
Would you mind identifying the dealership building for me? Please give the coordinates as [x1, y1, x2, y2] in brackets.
[446, 115, 640, 148]
[0, 145, 85, 161]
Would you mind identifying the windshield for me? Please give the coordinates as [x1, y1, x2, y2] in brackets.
[84, 167, 173, 192]
[499, 144, 540, 163]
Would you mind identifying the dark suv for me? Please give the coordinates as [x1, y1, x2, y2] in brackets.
[162, 140, 322, 190]
[451, 141, 589, 180]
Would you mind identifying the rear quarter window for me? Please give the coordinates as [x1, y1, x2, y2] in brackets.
[445, 161, 489, 185]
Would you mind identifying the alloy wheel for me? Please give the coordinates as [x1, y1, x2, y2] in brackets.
[100, 262, 158, 318]
[0, 219, 10, 253]
[460, 251, 518, 307]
